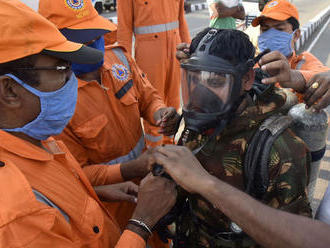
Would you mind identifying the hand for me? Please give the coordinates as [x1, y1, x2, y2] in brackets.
[259, 51, 306, 92]
[120, 149, 155, 180]
[94, 182, 138, 203]
[303, 71, 330, 111]
[151, 145, 211, 194]
[132, 173, 177, 229]
[176, 43, 190, 62]
[154, 107, 181, 136]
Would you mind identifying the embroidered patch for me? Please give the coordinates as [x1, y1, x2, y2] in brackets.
[65, 0, 84, 10]
[266, 1, 278, 8]
[111, 64, 129, 81]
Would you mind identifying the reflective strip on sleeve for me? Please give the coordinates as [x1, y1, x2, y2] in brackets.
[106, 134, 145, 165]
[112, 47, 131, 72]
[32, 189, 70, 223]
[113, 47, 133, 99]
[145, 133, 162, 143]
[134, 21, 179, 35]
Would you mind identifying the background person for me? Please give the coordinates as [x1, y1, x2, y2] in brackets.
[117, 0, 191, 147]
[207, 0, 245, 29]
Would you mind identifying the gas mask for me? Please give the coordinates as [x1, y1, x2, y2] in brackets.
[181, 29, 254, 134]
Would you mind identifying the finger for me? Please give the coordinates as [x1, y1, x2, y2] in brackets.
[160, 116, 180, 129]
[155, 145, 183, 158]
[259, 51, 285, 66]
[304, 83, 319, 102]
[311, 90, 330, 111]
[126, 182, 139, 196]
[155, 119, 162, 126]
[304, 75, 321, 100]
[119, 193, 138, 203]
[152, 152, 175, 171]
[306, 73, 323, 88]
[176, 51, 190, 61]
[158, 124, 177, 135]
[176, 42, 189, 50]
[140, 173, 154, 186]
[304, 80, 327, 107]
[161, 108, 176, 121]
[261, 75, 279, 85]
[261, 60, 285, 76]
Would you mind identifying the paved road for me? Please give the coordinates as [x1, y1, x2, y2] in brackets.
[293, 0, 330, 25]
[310, 20, 330, 67]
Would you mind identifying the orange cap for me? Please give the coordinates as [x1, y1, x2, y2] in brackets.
[33, 0, 117, 43]
[252, 0, 299, 27]
[0, 0, 103, 64]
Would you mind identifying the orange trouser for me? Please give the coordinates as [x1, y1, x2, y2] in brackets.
[135, 29, 181, 147]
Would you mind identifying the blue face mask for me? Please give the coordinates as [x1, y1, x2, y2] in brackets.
[258, 28, 295, 57]
[3, 73, 78, 140]
[71, 36, 105, 75]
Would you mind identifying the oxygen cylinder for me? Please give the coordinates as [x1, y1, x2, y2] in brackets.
[288, 103, 328, 200]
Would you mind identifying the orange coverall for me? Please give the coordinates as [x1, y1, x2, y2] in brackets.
[117, 0, 191, 147]
[56, 45, 167, 247]
[57, 45, 165, 167]
[0, 130, 145, 248]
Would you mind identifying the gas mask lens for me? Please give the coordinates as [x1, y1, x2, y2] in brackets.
[181, 70, 234, 114]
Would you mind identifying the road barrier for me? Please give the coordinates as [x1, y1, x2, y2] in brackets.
[295, 6, 330, 52]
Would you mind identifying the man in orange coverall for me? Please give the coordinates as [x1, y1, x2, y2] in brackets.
[251, 0, 329, 102]
[0, 1, 177, 247]
[33, 0, 180, 247]
[117, 0, 191, 147]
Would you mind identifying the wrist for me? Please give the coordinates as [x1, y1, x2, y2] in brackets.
[131, 212, 156, 230]
[126, 223, 151, 242]
[290, 70, 306, 92]
[120, 161, 138, 181]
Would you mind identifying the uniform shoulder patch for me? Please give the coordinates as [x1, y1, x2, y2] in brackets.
[111, 64, 129, 81]
[266, 1, 278, 8]
[65, 0, 84, 10]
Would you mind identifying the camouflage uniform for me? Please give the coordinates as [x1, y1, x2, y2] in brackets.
[176, 87, 312, 248]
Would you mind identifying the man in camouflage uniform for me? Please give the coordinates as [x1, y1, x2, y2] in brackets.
[172, 28, 311, 247]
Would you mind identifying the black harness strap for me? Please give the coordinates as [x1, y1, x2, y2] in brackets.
[114, 79, 133, 99]
[244, 114, 293, 199]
